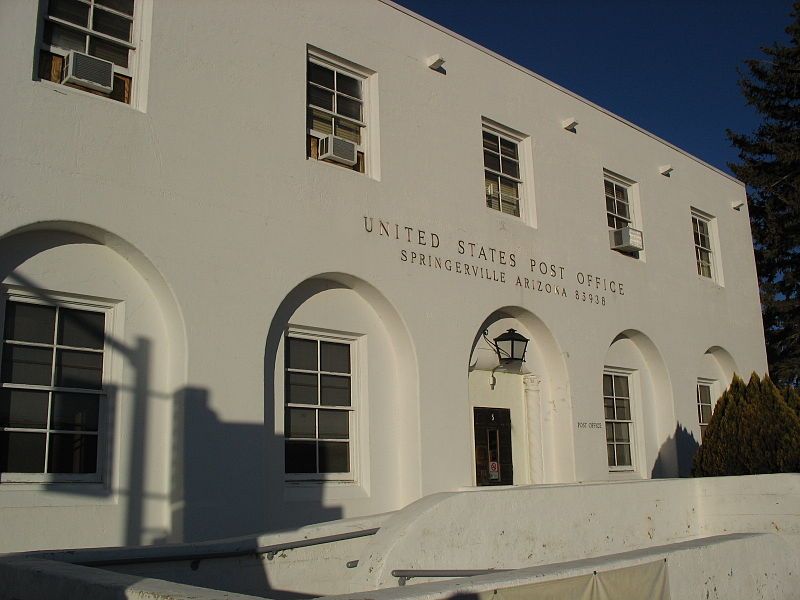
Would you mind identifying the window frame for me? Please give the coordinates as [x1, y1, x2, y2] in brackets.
[0, 288, 116, 484]
[691, 208, 721, 283]
[283, 328, 361, 483]
[482, 125, 522, 218]
[603, 368, 636, 473]
[306, 48, 374, 176]
[603, 170, 643, 259]
[696, 379, 716, 440]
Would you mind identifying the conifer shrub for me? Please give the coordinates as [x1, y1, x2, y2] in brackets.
[692, 373, 800, 476]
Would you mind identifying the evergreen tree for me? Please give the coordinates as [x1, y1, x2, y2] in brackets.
[693, 373, 800, 476]
[728, 3, 800, 387]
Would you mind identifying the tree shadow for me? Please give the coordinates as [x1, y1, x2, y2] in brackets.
[651, 423, 699, 478]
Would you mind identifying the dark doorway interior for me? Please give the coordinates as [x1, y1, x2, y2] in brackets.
[473, 407, 513, 486]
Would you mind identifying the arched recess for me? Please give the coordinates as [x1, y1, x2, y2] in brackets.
[466, 306, 572, 485]
[263, 272, 418, 531]
[701, 346, 739, 386]
[0, 221, 187, 547]
[604, 329, 674, 479]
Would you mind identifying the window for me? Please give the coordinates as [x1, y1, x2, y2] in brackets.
[37, 0, 138, 104]
[697, 380, 714, 439]
[307, 50, 369, 174]
[603, 371, 634, 470]
[483, 126, 523, 217]
[284, 333, 355, 479]
[0, 295, 109, 482]
[605, 171, 643, 258]
[692, 211, 715, 279]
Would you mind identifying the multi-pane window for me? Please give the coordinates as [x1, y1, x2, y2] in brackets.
[692, 213, 714, 279]
[603, 371, 633, 470]
[38, 0, 137, 104]
[1, 300, 106, 479]
[697, 381, 714, 439]
[483, 129, 522, 217]
[604, 178, 631, 230]
[284, 335, 353, 478]
[307, 55, 366, 173]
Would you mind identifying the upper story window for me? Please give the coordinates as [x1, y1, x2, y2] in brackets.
[603, 370, 634, 471]
[605, 171, 644, 258]
[307, 50, 373, 175]
[284, 333, 356, 480]
[483, 125, 523, 218]
[37, 0, 139, 105]
[692, 210, 716, 280]
[1, 293, 110, 483]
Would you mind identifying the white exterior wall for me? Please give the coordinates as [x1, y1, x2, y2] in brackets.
[0, 0, 766, 552]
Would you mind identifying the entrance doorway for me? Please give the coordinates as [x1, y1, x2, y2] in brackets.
[473, 407, 513, 486]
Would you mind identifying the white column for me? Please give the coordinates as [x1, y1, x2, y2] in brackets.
[524, 375, 544, 485]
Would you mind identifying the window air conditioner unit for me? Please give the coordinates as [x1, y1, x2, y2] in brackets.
[318, 135, 358, 166]
[610, 226, 644, 252]
[63, 50, 114, 93]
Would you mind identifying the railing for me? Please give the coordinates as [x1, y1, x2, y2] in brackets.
[391, 568, 512, 586]
[82, 527, 380, 568]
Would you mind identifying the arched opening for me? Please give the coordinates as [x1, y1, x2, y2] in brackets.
[263, 273, 417, 530]
[466, 307, 572, 486]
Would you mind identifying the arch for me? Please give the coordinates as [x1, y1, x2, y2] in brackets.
[263, 272, 419, 530]
[604, 329, 675, 478]
[703, 345, 739, 385]
[466, 306, 572, 484]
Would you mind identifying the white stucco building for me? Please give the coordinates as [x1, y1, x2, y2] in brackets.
[0, 0, 769, 561]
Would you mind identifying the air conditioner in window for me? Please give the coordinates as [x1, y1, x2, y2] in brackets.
[63, 50, 114, 93]
[610, 226, 644, 252]
[318, 135, 358, 166]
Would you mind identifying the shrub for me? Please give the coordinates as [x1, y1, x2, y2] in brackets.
[692, 373, 800, 476]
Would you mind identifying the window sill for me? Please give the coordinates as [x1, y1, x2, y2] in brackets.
[0, 481, 116, 508]
[284, 479, 369, 502]
[35, 79, 143, 113]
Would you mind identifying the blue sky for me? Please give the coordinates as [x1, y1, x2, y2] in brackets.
[393, 1, 795, 175]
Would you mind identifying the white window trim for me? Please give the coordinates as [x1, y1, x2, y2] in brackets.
[0, 286, 122, 485]
[281, 326, 364, 485]
[697, 378, 717, 439]
[307, 46, 379, 180]
[481, 117, 536, 227]
[604, 169, 645, 261]
[691, 207, 724, 285]
[603, 367, 642, 474]
[37, 0, 153, 111]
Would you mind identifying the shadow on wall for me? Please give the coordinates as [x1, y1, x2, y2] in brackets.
[651, 424, 699, 479]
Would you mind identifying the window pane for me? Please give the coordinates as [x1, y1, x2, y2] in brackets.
[96, 0, 134, 16]
[285, 407, 316, 438]
[499, 177, 518, 199]
[699, 385, 711, 404]
[613, 375, 629, 398]
[285, 440, 316, 473]
[93, 8, 132, 42]
[607, 444, 615, 467]
[603, 374, 614, 396]
[318, 410, 348, 439]
[308, 85, 334, 111]
[55, 349, 103, 389]
[700, 404, 712, 424]
[51, 393, 99, 431]
[604, 397, 615, 420]
[607, 214, 617, 228]
[89, 37, 129, 67]
[319, 441, 348, 473]
[501, 197, 520, 217]
[499, 137, 518, 159]
[336, 72, 361, 98]
[308, 108, 333, 135]
[616, 443, 632, 466]
[482, 131, 499, 152]
[45, 22, 87, 52]
[334, 118, 361, 144]
[616, 397, 631, 421]
[337, 95, 361, 120]
[0, 432, 46, 473]
[604, 180, 615, 196]
[614, 185, 628, 201]
[615, 201, 629, 219]
[614, 422, 630, 442]
[48, 0, 89, 27]
[320, 342, 350, 373]
[1, 345, 54, 386]
[308, 62, 334, 89]
[4, 302, 56, 344]
[483, 150, 501, 172]
[286, 372, 317, 406]
[287, 337, 317, 370]
[47, 433, 97, 473]
[58, 308, 105, 350]
[501, 158, 519, 178]
[320, 375, 350, 407]
[0, 389, 49, 429]
[605, 422, 614, 442]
